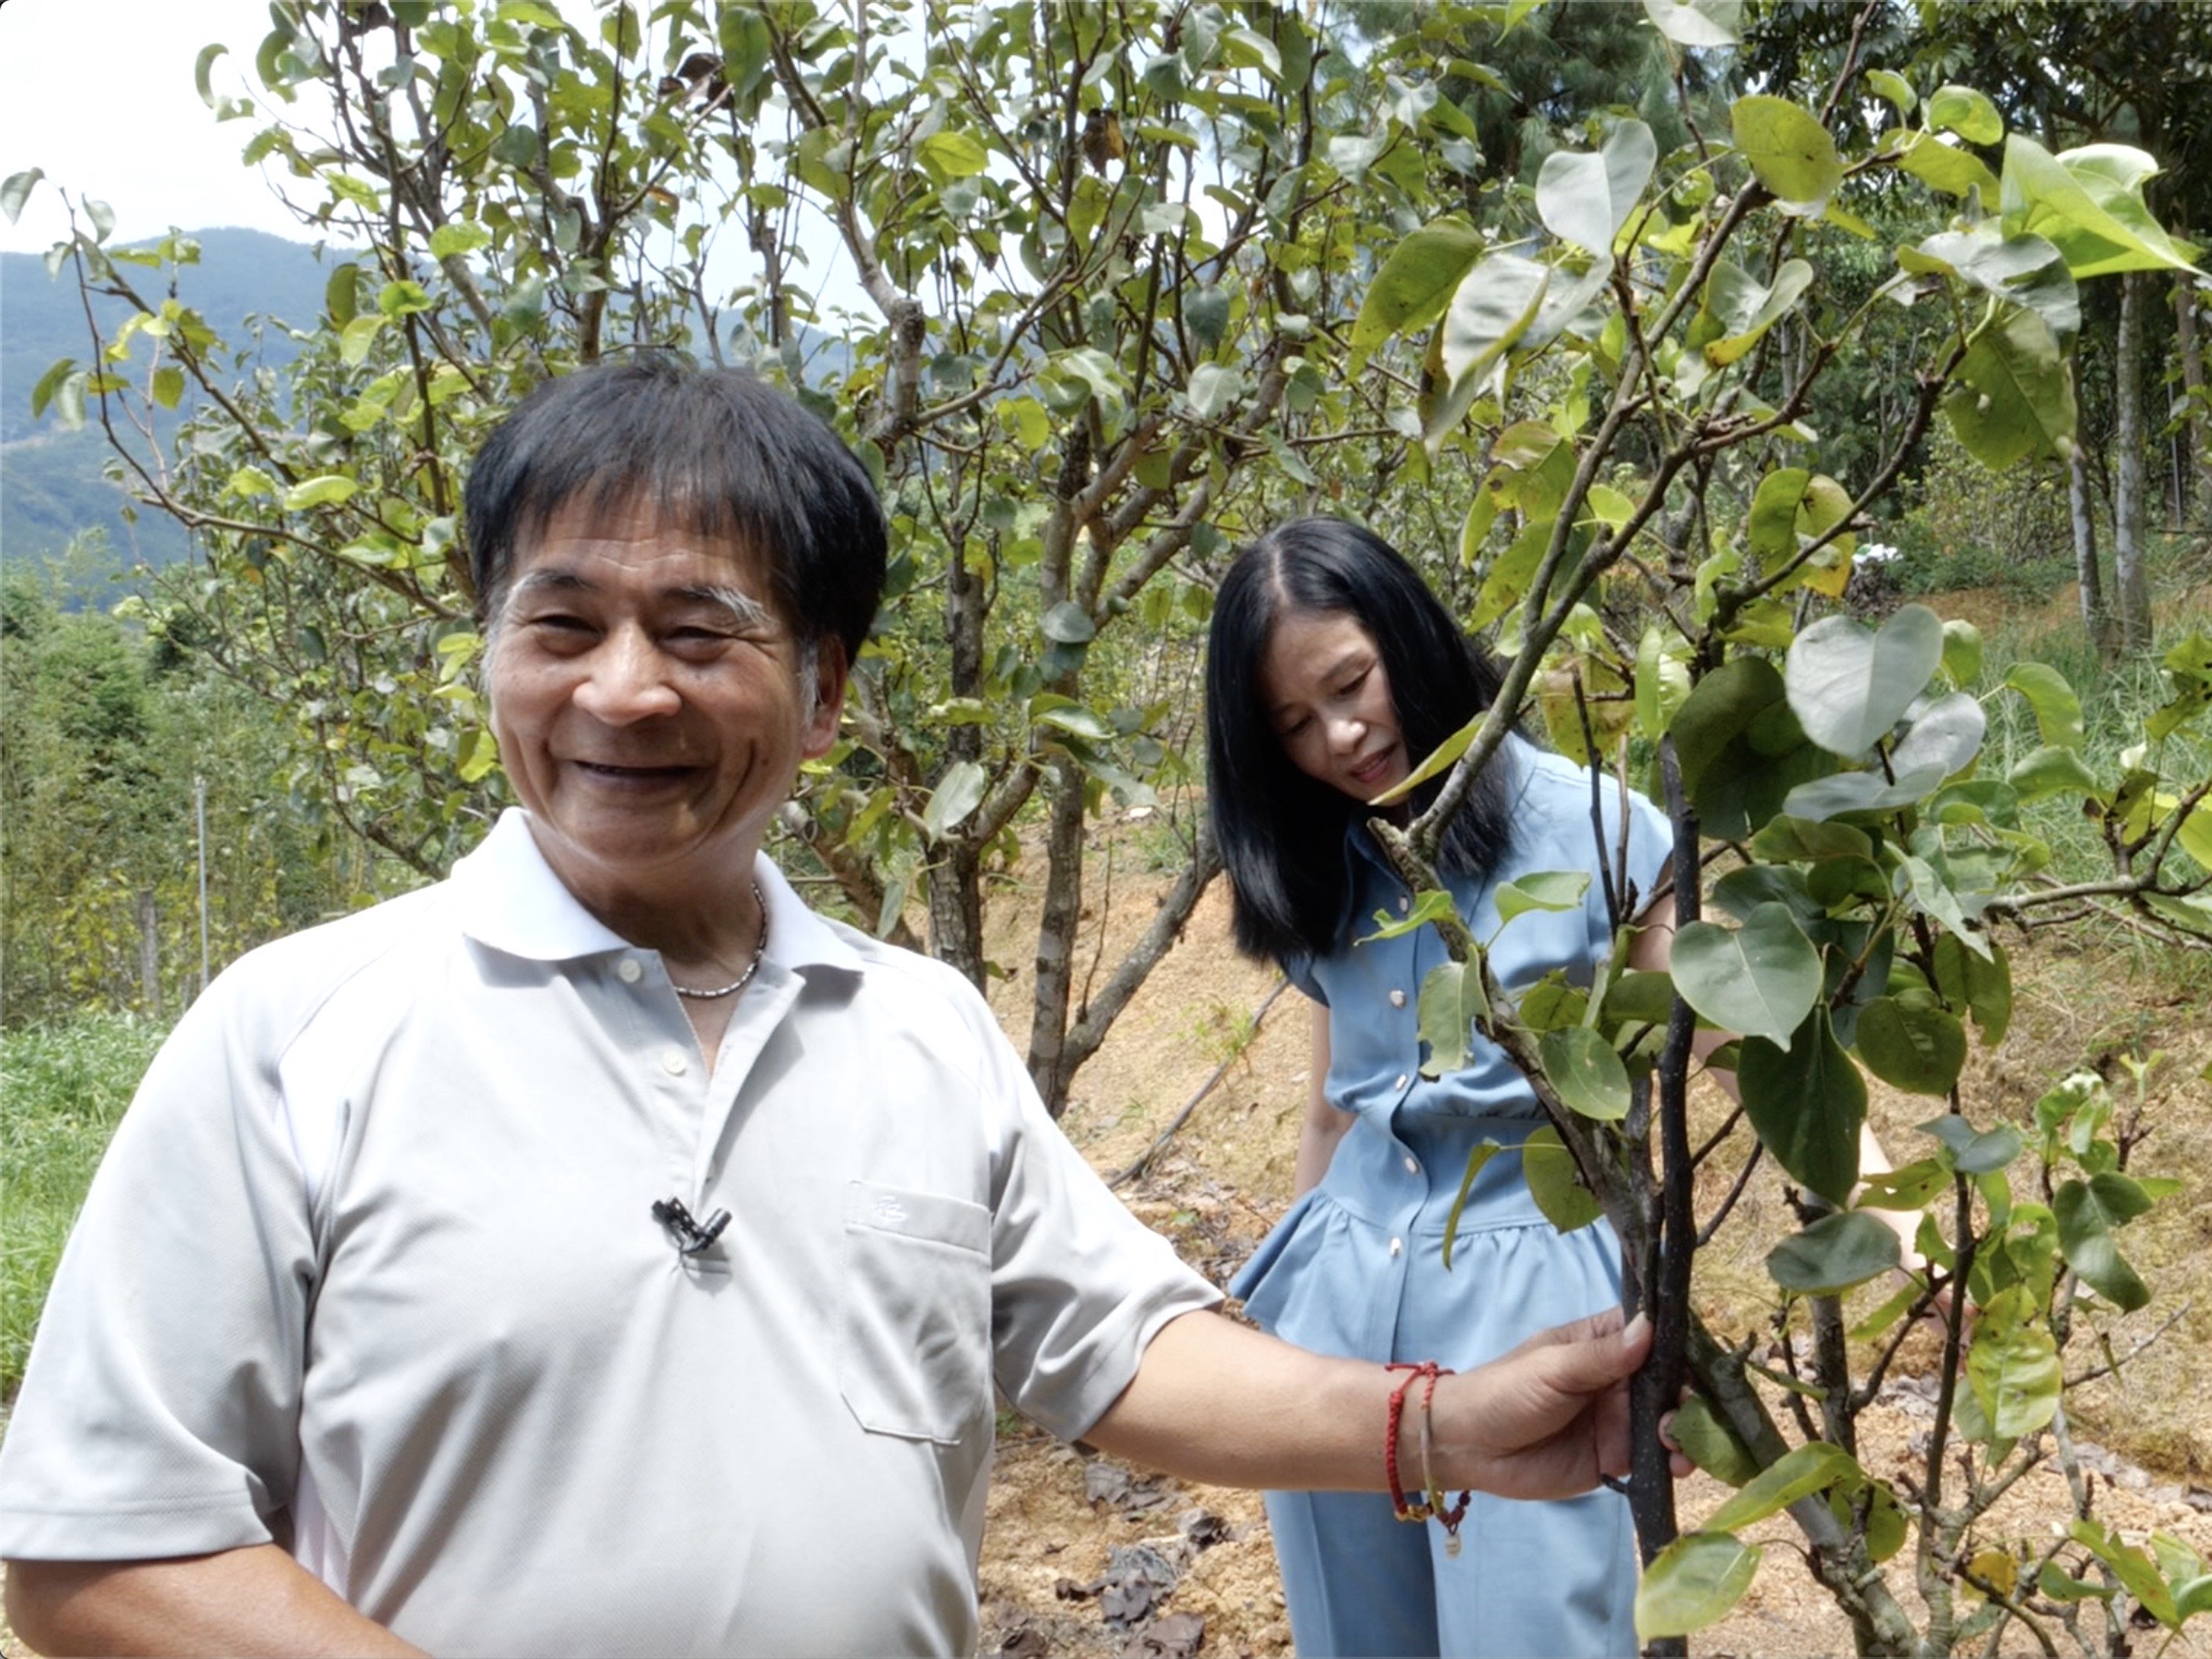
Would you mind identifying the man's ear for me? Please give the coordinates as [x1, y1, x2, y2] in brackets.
[801, 638, 849, 759]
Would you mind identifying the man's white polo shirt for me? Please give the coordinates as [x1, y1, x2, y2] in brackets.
[0, 811, 1220, 1654]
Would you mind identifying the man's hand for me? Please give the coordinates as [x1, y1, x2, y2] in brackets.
[1429, 1309, 1652, 1501]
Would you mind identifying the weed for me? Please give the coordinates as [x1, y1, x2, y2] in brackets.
[2, 1012, 164, 1399]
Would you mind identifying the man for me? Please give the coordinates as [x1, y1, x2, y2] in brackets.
[1, 360, 1659, 1656]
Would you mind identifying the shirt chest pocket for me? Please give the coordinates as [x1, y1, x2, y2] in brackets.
[838, 1180, 992, 1445]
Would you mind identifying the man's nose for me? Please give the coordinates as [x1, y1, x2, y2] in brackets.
[573, 628, 682, 724]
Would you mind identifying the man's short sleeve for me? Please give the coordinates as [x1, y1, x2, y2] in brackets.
[0, 973, 316, 1560]
[970, 1013, 1222, 1443]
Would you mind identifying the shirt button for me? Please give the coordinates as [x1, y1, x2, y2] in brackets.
[1404, 1154, 1421, 1175]
[1394, 1073, 1409, 1091]
[660, 1047, 688, 1076]
[616, 958, 643, 984]
[1389, 1237, 1403, 1257]
[1398, 895, 1412, 913]
[1389, 989, 1407, 1007]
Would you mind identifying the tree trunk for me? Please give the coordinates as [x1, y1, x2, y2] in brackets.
[136, 886, 160, 1017]
[2115, 271, 2153, 652]
[1057, 818, 1223, 1083]
[2070, 445, 2117, 660]
[2176, 269, 2211, 524]
[926, 841, 987, 989]
[1026, 755, 1089, 1117]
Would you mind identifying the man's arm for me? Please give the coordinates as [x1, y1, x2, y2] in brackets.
[6, 1546, 422, 1659]
[1084, 1305, 1656, 1502]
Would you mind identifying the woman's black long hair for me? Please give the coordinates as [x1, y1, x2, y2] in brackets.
[1205, 517, 1516, 965]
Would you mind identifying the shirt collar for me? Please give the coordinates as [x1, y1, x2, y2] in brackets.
[453, 809, 862, 974]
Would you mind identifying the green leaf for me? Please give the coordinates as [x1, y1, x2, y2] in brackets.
[282, 475, 359, 510]
[1441, 1141, 1508, 1270]
[378, 279, 434, 318]
[2071, 1520, 2179, 1630]
[1784, 603, 1944, 758]
[1668, 1395, 1761, 1486]
[1495, 870, 1590, 924]
[193, 42, 229, 109]
[2037, 1562, 2110, 1604]
[2007, 743, 2099, 802]
[1184, 285, 1230, 348]
[1968, 1318, 2061, 1438]
[1, 167, 44, 225]
[1934, 934, 2011, 1045]
[1359, 889, 1461, 944]
[2053, 1175, 2153, 1311]
[1920, 1114, 2024, 1175]
[1351, 219, 1485, 350]
[428, 221, 491, 260]
[1766, 1209, 1902, 1295]
[1523, 1125, 1602, 1233]
[1940, 619, 1983, 688]
[1899, 132, 2000, 199]
[1732, 95, 1844, 212]
[1670, 903, 1823, 1049]
[1639, 0, 1743, 48]
[1906, 228, 2079, 340]
[29, 357, 76, 420]
[1636, 1532, 1762, 1640]
[2001, 136, 2199, 278]
[1739, 1005, 1866, 1205]
[1865, 69, 1916, 116]
[1854, 996, 1966, 1096]
[1440, 252, 1549, 393]
[150, 366, 185, 412]
[1535, 120, 1656, 254]
[1927, 84, 2003, 147]
[921, 759, 988, 840]
[1695, 259, 1815, 367]
[1746, 465, 1850, 559]
[1039, 601, 1096, 645]
[1703, 1441, 1863, 1534]
[1418, 960, 1473, 1079]
[1184, 362, 1242, 421]
[1943, 305, 2077, 468]
[915, 130, 989, 185]
[455, 726, 500, 784]
[1539, 1026, 1631, 1121]
[2002, 662, 2084, 750]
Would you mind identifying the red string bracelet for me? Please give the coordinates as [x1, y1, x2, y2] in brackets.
[1384, 1362, 1440, 1522]
[1385, 1361, 1472, 1551]
[1413, 1365, 1472, 1555]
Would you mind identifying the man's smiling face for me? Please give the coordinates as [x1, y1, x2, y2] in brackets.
[486, 494, 842, 906]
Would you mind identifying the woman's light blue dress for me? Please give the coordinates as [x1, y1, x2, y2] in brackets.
[1231, 737, 1673, 1658]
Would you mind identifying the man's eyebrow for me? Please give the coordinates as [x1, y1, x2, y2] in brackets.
[673, 584, 773, 628]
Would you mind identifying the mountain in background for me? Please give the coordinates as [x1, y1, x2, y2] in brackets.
[2, 227, 338, 585]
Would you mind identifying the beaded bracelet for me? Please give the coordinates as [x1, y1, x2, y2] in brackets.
[1383, 1361, 1471, 1552]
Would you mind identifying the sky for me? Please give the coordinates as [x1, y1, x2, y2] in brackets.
[0, 0, 331, 256]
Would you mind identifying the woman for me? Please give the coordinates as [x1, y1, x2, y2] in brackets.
[1204, 517, 1671, 1658]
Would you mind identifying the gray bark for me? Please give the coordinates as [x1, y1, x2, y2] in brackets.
[2177, 270, 2211, 522]
[2070, 445, 2116, 660]
[1026, 755, 1089, 1117]
[2116, 271, 2153, 652]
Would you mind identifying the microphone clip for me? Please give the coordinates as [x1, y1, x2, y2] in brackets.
[652, 1196, 731, 1256]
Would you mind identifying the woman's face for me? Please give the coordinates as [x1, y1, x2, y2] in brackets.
[1258, 607, 1409, 802]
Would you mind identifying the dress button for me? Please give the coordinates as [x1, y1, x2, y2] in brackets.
[1389, 989, 1407, 1007]
[1398, 895, 1412, 913]
[1394, 1073, 1409, 1091]
[1389, 1237, 1403, 1257]
[1404, 1154, 1421, 1175]
[616, 957, 643, 984]
[660, 1047, 688, 1076]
